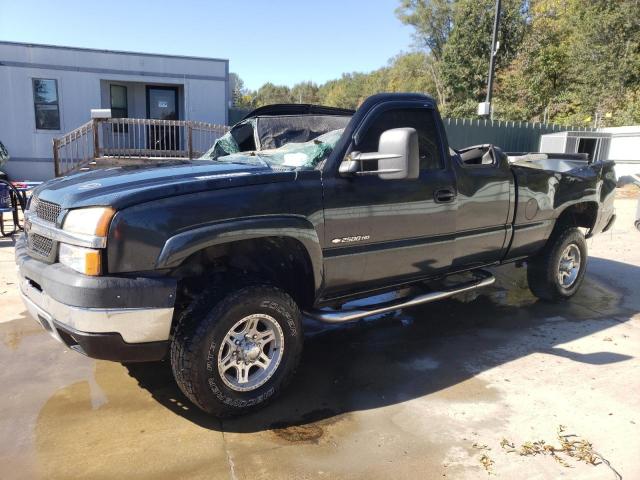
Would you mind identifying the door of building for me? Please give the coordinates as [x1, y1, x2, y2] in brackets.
[146, 86, 179, 152]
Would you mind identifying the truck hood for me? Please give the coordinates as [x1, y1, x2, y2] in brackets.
[34, 160, 295, 210]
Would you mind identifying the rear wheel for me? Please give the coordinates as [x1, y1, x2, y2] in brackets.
[527, 227, 588, 301]
[170, 285, 303, 416]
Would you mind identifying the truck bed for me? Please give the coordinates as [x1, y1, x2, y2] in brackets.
[507, 152, 592, 173]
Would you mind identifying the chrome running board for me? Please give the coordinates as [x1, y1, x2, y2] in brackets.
[305, 270, 495, 324]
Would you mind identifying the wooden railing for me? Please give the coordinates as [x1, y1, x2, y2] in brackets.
[53, 118, 229, 177]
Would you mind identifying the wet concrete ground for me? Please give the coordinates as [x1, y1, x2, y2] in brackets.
[1, 198, 639, 480]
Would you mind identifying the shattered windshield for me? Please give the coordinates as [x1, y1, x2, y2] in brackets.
[199, 128, 344, 170]
[200, 131, 241, 160]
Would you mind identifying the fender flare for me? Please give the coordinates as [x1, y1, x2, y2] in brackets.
[156, 215, 324, 292]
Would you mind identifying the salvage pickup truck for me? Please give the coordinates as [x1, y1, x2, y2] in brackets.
[16, 93, 616, 416]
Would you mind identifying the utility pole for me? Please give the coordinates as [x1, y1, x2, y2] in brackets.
[478, 0, 502, 118]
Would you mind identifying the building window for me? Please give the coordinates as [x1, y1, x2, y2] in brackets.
[110, 85, 128, 132]
[110, 85, 128, 118]
[32, 79, 60, 130]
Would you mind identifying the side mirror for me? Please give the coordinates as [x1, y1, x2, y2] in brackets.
[339, 128, 419, 180]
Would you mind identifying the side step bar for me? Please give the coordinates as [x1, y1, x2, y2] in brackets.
[305, 270, 495, 324]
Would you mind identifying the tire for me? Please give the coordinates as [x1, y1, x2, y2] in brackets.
[527, 227, 588, 301]
[170, 285, 303, 416]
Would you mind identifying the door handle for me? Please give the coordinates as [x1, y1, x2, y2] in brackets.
[434, 189, 456, 203]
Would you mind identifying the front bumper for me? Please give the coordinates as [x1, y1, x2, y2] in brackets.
[16, 235, 177, 362]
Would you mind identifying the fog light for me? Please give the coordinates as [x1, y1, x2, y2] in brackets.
[59, 243, 102, 275]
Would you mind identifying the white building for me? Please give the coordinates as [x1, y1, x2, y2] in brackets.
[0, 41, 229, 180]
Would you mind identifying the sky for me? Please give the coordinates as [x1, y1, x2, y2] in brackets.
[0, 0, 415, 90]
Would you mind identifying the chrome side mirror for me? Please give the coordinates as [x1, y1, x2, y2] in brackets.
[339, 128, 419, 180]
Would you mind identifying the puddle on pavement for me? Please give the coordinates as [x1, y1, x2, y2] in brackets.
[33, 360, 229, 480]
[482, 264, 620, 314]
[1, 313, 43, 350]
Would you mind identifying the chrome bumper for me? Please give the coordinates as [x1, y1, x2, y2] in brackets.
[19, 276, 174, 344]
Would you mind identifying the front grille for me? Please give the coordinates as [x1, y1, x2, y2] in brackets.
[27, 233, 54, 258]
[30, 197, 61, 224]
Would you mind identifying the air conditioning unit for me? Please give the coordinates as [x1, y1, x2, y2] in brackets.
[90, 108, 112, 119]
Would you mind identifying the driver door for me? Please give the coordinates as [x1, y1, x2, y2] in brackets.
[321, 104, 457, 298]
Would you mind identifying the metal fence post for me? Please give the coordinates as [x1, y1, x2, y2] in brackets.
[187, 123, 194, 159]
[92, 119, 100, 159]
[53, 138, 60, 177]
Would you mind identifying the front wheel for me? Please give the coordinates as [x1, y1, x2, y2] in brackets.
[527, 227, 588, 301]
[170, 285, 303, 416]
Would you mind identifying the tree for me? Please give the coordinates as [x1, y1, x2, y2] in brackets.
[385, 52, 437, 95]
[439, 0, 527, 116]
[396, 0, 455, 60]
[497, 0, 640, 126]
[496, 0, 574, 122]
[319, 72, 382, 109]
[396, 0, 453, 107]
[229, 73, 255, 109]
[253, 83, 292, 106]
[566, 0, 640, 126]
[290, 82, 320, 104]
[315, 53, 440, 109]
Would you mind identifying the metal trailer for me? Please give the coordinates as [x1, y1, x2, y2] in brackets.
[539, 131, 612, 163]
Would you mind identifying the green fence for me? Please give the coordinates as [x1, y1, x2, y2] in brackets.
[443, 118, 594, 152]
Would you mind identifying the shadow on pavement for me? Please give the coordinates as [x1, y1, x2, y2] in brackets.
[0, 234, 17, 249]
[120, 259, 637, 433]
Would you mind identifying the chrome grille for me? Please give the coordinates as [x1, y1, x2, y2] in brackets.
[30, 197, 61, 224]
[27, 233, 54, 258]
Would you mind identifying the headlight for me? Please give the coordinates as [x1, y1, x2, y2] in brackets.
[63, 207, 114, 236]
[59, 244, 102, 276]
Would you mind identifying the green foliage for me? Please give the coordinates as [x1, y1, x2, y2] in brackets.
[235, 53, 439, 111]
[230, 72, 254, 109]
[254, 83, 293, 105]
[440, 0, 526, 111]
[395, 0, 454, 60]
[495, 0, 640, 126]
[290, 82, 320, 104]
[235, 0, 640, 125]
[317, 53, 440, 109]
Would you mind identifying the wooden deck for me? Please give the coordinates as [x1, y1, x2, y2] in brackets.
[53, 118, 229, 176]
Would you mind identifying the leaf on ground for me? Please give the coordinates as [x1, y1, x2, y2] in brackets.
[479, 453, 494, 475]
[501, 425, 621, 479]
[500, 438, 516, 452]
[472, 442, 491, 451]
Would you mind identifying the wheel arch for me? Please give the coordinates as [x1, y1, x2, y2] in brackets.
[552, 201, 599, 237]
[157, 216, 323, 308]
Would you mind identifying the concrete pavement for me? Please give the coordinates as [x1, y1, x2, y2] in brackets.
[1, 198, 638, 479]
